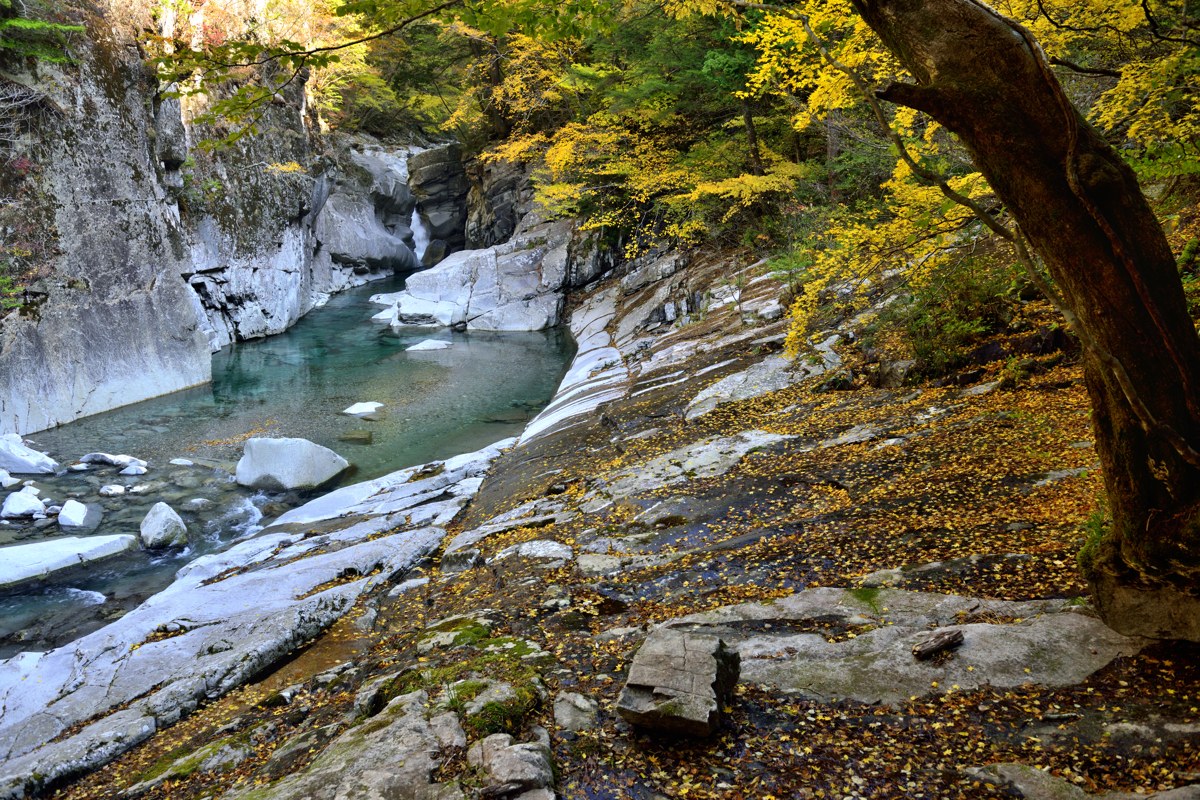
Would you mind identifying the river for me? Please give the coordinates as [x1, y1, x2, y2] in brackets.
[0, 275, 574, 657]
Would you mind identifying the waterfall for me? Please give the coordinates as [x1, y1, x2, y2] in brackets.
[410, 208, 431, 263]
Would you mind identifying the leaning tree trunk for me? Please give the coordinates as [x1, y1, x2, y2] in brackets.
[850, 0, 1200, 639]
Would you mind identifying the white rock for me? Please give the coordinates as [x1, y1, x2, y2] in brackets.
[57, 500, 90, 528]
[405, 339, 452, 351]
[99, 485, 126, 497]
[168, 458, 194, 467]
[80, 452, 147, 469]
[19, 485, 39, 497]
[1, 491, 45, 518]
[0, 434, 59, 475]
[342, 402, 384, 416]
[235, 437, 350, 491]
[119, 465, 147, 476]
[67, 464, 90, 473]
[0, 535, 139, 590]
[140, 502, 188, 549]
[0, 469, 19, 488]
[494, 539, 574, 562]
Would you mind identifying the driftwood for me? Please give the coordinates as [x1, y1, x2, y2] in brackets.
[911, 629, 965, 661]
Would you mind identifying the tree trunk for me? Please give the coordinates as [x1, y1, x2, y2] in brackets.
[850, 0, 1200, 639]
[742, 97, 765, 176]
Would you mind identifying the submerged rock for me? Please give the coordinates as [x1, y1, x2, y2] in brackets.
[235, 437, 350, 491]
[406, 339, 452, 351]
[0, 535, 138, 591]
[342, 402, 384, 416]
[0, 435, 59, 475]
[139, 503, 188, 549]
[618, 630, 740, 737]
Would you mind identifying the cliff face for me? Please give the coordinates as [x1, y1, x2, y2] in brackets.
[0, 14, 211, 435]
[0, 3, 427, 433]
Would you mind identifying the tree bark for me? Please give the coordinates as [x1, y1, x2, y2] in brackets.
[849, 0, 1200, 639]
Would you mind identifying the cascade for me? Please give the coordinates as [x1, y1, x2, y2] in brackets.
[410, 207, 431, 263]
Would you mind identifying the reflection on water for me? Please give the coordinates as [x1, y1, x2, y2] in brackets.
[0, 275, 574, 656]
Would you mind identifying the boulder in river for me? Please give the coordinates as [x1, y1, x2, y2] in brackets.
[0, 435, 59, 475]
[235, 437, 350, 491]
[1, 491, 45, 519]
[80, 452, 147, 470]
[140, 502, 188, 549]
[0, 469, 20, 488]
[57, 499, 93, 529]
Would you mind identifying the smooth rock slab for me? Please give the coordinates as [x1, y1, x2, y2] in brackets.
[235, 437, 350, 491]
[0, 535, 138, 590]
[664, 588, 1145, 705]
[0, 435, 58, 474]
[139, 502, 188, 549]
[617, 630, 740, 736]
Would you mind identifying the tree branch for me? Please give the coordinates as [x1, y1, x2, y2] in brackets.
[1049, 56, 1121, 79]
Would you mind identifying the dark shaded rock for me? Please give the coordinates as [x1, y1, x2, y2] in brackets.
[617, 629, 740, 736]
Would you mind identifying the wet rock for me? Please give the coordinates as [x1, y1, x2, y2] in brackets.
[0, 469, 19, 488]
[119, 465, 148, 476]
[258, 723, 342, 781]
[139, 503, 188, 549]
[617, 630, 740, 737]
[99, 485, 126, 497]
[235, 437, 350, 491]
[554, 692, 599, 732]
[181, 498, 214, 512]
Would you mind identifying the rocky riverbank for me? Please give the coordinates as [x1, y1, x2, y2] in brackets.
[8, 242, 1194, 800]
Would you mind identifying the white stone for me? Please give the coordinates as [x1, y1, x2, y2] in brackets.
[119, 465, 148, 476]
[1, 491, 44, 518]
[0, 535, 139, 590]
[57, 500, 90, 528]
[0, 434, 59, 475]
[342, 402, 384, 416]
[80, 452, 147, 469]
[0, 469, 19, 488]
[140, 503, 188, 549]
[19, 485, 39, 497]
[168, 458, 194, 467]
[99, 485, 126, 497]
[235, 438, 350, 491]
[67, 464, 89, 473]
[405, 339, 452, 351]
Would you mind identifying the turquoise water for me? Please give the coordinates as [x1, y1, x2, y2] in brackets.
[0, 275, 574, 655]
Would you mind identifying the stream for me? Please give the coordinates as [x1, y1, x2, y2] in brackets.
[0, 274, 574, 657]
